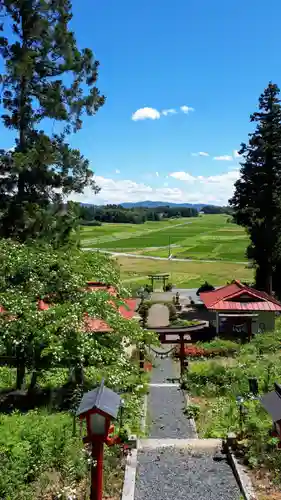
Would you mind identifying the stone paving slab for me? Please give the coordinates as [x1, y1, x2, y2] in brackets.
[134, 447, 241, 500]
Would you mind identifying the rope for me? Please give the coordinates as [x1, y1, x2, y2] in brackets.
[149, 346, 176, 358]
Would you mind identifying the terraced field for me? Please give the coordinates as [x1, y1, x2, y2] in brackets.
[81, 215, 249, 263]
[81, 215, 253, 288]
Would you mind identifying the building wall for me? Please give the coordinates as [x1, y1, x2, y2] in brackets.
[218, 311, 276, 334]
[251, 312, 275, 333]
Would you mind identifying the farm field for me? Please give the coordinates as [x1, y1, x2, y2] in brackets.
[117, 256, 254, 290]
[81, 214, 250, 263]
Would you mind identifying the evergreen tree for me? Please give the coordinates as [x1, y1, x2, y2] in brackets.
[0, 0, 104, 241]
[230, 82, 281, 294]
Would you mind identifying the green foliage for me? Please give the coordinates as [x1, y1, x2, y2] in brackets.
[229, 82, 281, 294]
[0, 406, 137, 500]
[0, 0, 104, 243]
[196, 281, 215, 295]
[199, 338, 240, 351]
[0, 240, 155, 389]
[137, 302, 150, 328]
[184, 402, 200, 419]
[79, 204, 198, 225]
[187, 324, 281, 479]
[167, 302, 177, 322]
[170, 319, 201, 328]
[0, 410, 87, 500]
[0, 362, 149, 498]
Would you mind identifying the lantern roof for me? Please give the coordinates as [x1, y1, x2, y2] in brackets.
[76, 379, 121, 419]
[261, 382, 281, 422]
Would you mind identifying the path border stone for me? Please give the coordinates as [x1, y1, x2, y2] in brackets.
[227, 450, 257, 500]
[121, 394, 148, 500]
[121, 449, 138, 500]
[183, 389, 198, 438]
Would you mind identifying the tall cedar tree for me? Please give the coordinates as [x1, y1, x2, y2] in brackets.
[0, 0, 104, 242]
[230, 83, 281, 294]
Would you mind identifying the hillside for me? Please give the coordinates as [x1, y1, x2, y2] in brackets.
[121, 201, 207, 209]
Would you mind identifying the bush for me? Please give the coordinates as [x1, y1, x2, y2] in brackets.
[184, 361, 238, 396]
[80, 220, 102, 226]
[167, 303, 177, 322]
[0, 411, 87, 500]
[174, 341, 238, 359]
[186, 325, 281, 482]
[199, 338, 240, 351]
[196, 281, 215, 296]
[170, 319, 201, 328]
[184, 402, 200, 419]
[164, 283, 173, 291]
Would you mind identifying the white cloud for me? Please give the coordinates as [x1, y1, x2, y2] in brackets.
[155, 172, 159, 177]
[132, 107, 161, 121]
[169, 171, 195, 182]
[180, 105, 195, 114]
[68, 167, 240, 206]
[191, 152, 209, 157]
[132, 105, 194, 121]
[213, 155, 233, 161]
[162, 108, 177, 116]
[233, 150, 241, 159]
[115, 169, 120, 174]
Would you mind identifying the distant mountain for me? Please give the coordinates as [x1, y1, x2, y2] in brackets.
[121, 201, 208, 210]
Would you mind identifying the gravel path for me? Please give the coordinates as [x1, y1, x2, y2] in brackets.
[148, 386, 195, 438]
[150, 346, 179, 384]
[134, 447, 241, 500]
[82, 248, 248, 265]
[148, 346, 195, 438]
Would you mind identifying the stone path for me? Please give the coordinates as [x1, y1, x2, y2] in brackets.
[148, 346, 196, 439]
[134, 447, 241, 500]
[133, 346, 241, 500]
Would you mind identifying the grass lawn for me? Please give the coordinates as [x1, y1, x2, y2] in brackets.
[117, 256, 254, 288]
[81, 215, 250, 263]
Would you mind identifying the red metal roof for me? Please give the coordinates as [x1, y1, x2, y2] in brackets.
[200, 280, 281, 312]
[119, 299, 137, 319]
[38, 299, 50, 311]
[211, 300, 281, 312]
[36, 284, 137, 331]
[84, 316, 113, 333]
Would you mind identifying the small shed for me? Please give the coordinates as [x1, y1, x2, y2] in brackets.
[200, 280, 281, 338]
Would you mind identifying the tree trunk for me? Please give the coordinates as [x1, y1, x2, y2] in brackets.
[16, 362, 26, 390]
[265, 272, 273, 295]
[28, 370, 38, 391]
[73, 365, 84, 386]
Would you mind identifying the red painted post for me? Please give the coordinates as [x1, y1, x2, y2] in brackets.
[90, 441, 104, 500]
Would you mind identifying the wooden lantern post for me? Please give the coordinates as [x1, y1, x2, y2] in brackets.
[76, 381, 123, 500]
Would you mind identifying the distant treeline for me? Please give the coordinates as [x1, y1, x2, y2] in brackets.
[201, 205, 233, 215]
[79, 204, 199, 225]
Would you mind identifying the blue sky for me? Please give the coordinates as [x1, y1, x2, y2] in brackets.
[2, 0, 281, 205]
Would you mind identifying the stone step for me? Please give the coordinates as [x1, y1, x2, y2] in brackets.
[139, 438, 222, 450]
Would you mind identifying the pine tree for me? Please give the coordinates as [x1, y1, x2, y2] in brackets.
[0, 0, 104, 241]
[229, 82, 281, 294]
